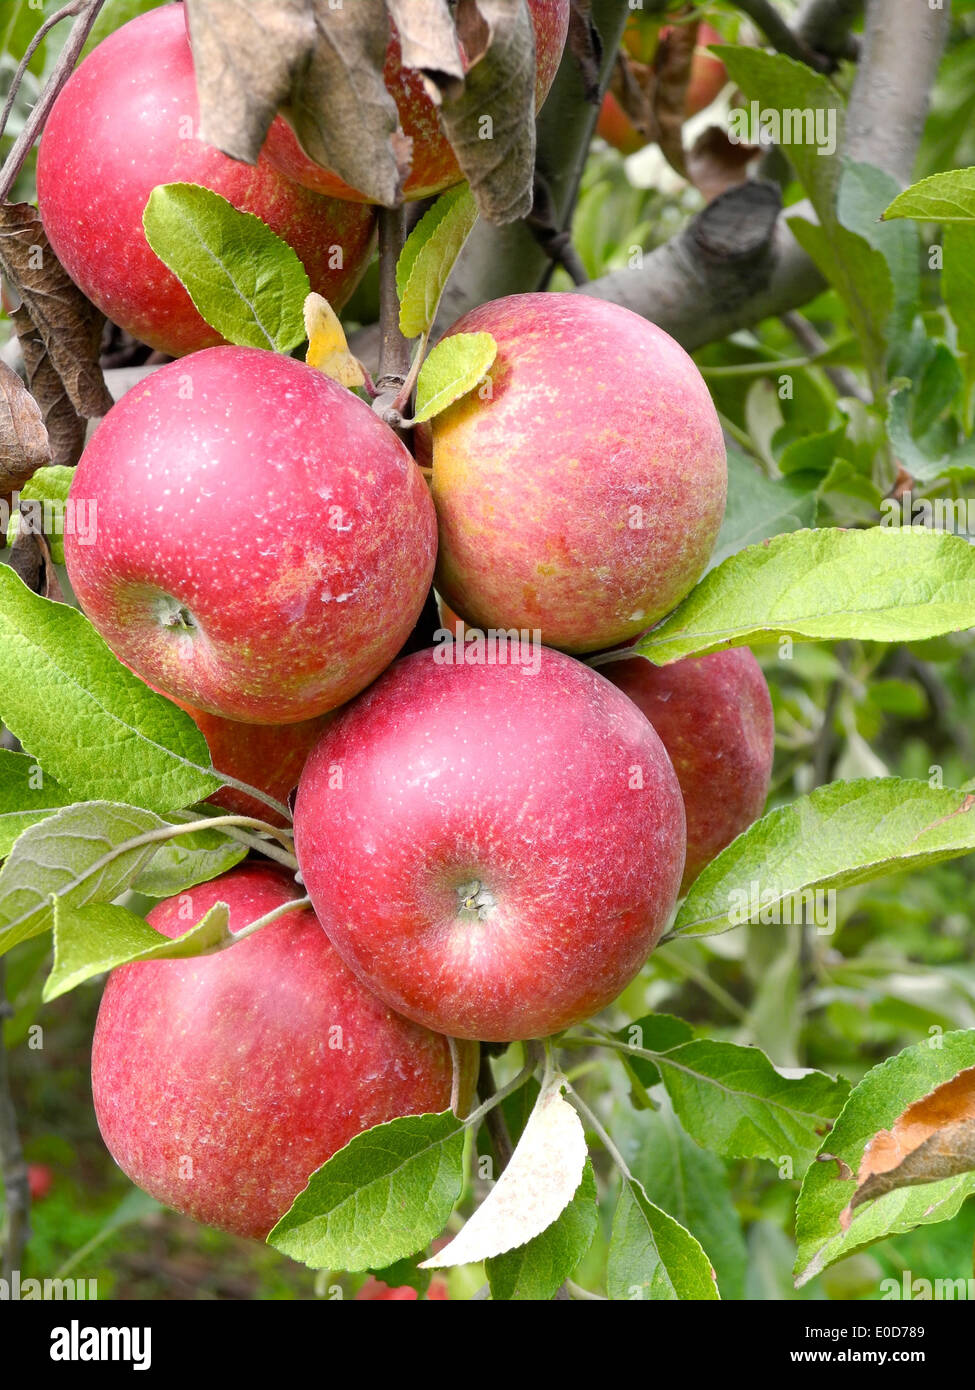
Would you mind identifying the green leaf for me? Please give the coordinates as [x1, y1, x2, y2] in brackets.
[0, 802, 166, 957]
[0, 750, 73, 858]
[795, 1030, 975, 1286]
[143, 183, 310, 352]
[778, 425, 847, 479]
[708, 451, 817, 570]
[607, 1178, 718, 1300]
[838, 160, 920, 348]
[719, 48, 843, 224]
[629, 527, 975, 665]
[413, 332, 497, 424]
[365, 1258, 432, 1298]
[652, 1040, 849, 1169]
[44, 898, 232, 1002]
[268, 1111, 466, 1271]
[619, 1101, 748, 1301]
[883, 168, 975, 224]
[486, 1160, 598, 1301]
[424, 1074, 588, 1268]
[6, 465, 75, 564]
[397, 185, 477, 338]
[614, 1013, 694, 1090]
[0, 569, 219, 813]
[675, 778, 975, 938]
[943, 225, 975, 424]
[132, 823, 247, 898]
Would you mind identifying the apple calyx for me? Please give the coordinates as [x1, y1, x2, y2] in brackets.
[456, 879, 496, 921]
[155, 594, 198, 634]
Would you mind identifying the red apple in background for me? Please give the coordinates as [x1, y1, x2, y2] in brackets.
[675, 23, 727, 117]
[27, 1164, 53, 1202]
[430, 293, 727, 654]
[264, 0, 570, 202]
[356, 1276, 449, 1301]
[598, 17, 726, 152]
[606, 648, 774, 891]
[91, 864, 476, 1241]
[36, 5, 376, 357]
[596, 92, 647, 155]
[64, 347, 436, 724]
[294, 643, 686, 1041]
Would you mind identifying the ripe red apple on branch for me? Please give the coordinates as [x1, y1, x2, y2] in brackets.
[91, 864, 475, 1241]
[606, 648, 775, 890]
[36, 4, 376, 356]
[293, 643, 687, 1042]
[265, 0, 571, 202]
[430, 292, 727, 654]
[64, 346, 436, 723]
[597, 20, 727, 154]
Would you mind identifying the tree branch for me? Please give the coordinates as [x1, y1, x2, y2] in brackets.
[797, 0, 863, 62]
[733, 0, 830, 70]
[0, 962, 30, 1281]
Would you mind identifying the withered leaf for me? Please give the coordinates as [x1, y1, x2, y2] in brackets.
[186, 0, 405, 206]
[11, 306, 86, 469]
[609, 53, 653, 142]
[653, 16, 698, 177]
[440, 0, 537, 223]
[387, 0, 465, 101]
[7, 514, 63, 601]
[840, 1065, 975, 1229]
[0, 360, 52, 492]
[687, 126, 760, 203]
[566, 0, 602, 104]
[0, 204, 112, 421]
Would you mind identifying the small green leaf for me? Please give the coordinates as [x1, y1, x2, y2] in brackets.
[143, 183, 310, 352]
[0, 568, 219, 813]
[397, 185, 477, 338]
[44, 898, 232, 1002]
[883, 168, 975, 224]
[607, 1178, 719, 1301]
[486, 1160, 598, 1301]
[0, 802, 165, 957]
[423, 1074, 588, 1269]
[629, 528, 975, 665]
[675, 778, 975, 938]
[413, 332, 497, 423]
[652, 1040, 850, 1169]
[268, 1111, 466, 1271]
[0, 750, 73, 858]
[6, 465, 75, 563]
[795, 1030, 975, 1286]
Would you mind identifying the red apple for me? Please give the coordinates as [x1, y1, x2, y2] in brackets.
[64, 346, 436, 723]
[36, 5, 376, 357]
[596, 92, 647, 155]
[606, 648, 774, 891]
[356, 1275, 449, 1300]
[676, 23, 727, 117]
[27, 1164, 53, 1202]
[293, 643, 686, 1041]
[264, 0, 570, 202]
[91, 863, 476, 1241]
[430, 293, 727, 654]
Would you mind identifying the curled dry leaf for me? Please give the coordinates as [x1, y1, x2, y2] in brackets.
[0, 361, 52, 493]
[653, 16, 699, 177]
[687, 126, 761, 203]
[185, 0, 406, 206]
[0, 204, 113, 422]
[7, 514, 64, 601]
[439, 0, 537, 224]
[608, 52, 654, 144]
[387, 0, 465, 102]
[840, 1065, 975, 1230]
[10, 306, 86, 469]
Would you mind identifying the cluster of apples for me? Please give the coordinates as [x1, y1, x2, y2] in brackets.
[37, 3, 773, 1250]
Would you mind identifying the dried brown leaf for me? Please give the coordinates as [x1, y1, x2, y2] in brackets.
[0, 204, 112, 420]
[440, 0, 536, 223]
[687, 126, 760, 203]
[387, 0, 465, 100]
[0, 360, 52, 492]
[186, 0, 405, 206]
[840, 1065, 975, 1229]
[11, 306, 86, 468]
[7, 514, 63, 600]
[653, 16, 698, 177]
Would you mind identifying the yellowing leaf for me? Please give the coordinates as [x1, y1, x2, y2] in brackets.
[303, 293, 365, 388]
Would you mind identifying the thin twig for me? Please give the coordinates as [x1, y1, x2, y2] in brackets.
[375, 205, 411, 391]
[781, 311, 870, 403]
[0, 2, 88, 145]
[476, 1051, 515, 1171]
[734, 0, 831, 71]
[0, 0, 107, 203]
[0, 961, 30, 1280]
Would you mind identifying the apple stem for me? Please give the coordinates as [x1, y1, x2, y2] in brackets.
[0, 0, 107, 203]
[375, 205, 412, 391]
